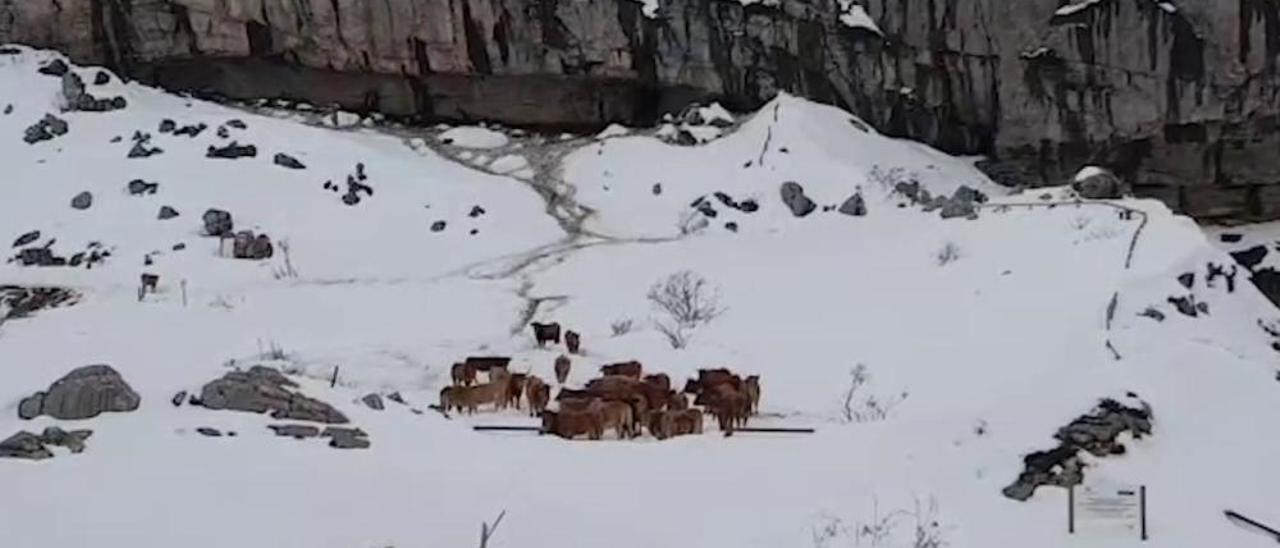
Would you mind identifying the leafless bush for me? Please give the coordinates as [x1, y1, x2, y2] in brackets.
[478, 510, 506, 548]
[818, 497, 948, 548]
[935, 242, 961, 266]
[812, 514, 849, 548]
[868, 165, 920, 192]
[272, 239, 299, 280]
[648, 270, 724, 349]
[910, 498, 947, 548]
[611, 318, 635, 337]
[257, 339, 288, 361]
[840, 364, 908, 423]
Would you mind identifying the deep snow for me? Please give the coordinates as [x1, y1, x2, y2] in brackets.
[1, 46, 1279, 548]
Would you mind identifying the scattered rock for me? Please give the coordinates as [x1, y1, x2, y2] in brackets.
[173, 123, 207, 137]
[1167, 295, 1201, 317]
[23, 114, 69, 144]
[202, 209, 234, 237]
[652, 183, 663, 195]
[231, 231, 274, 260]
[40, 426, 92, 453]
[0, 431, 53, 460]
[127, 179, 159, 196]
[268, 424, 321, 439]
[0, 286, 79, 319]
[128, 140, 163, 158]
[386, 392, 406, 405]
[17, 394, 44, 420]
[196, 427, 223, 437]
[779, 182, 816, 218]
[93, 71, 111, 85]
[469, 205, 486, 218]
[430, 220, 447, 232]
[70, 191, 93, 210]
[322, 427, 370, 449]
[1219, 233, 1244, 243]
[937, 186, 986, 220]
[207, 142, 257, 159]
[172, 391, 187, 407]
[1232, 246, 1268, 270]
[37, 60, 69, 77]
[1177, 272, 1195, 289]
[18, 365, 141, 420]
[273, 153, 306, 170]
[725, 221, 739, 232]
[1138, 307, 1166, 322]
[3, 104, 11, 115]
[158, 119, 176, 133]
[196, 366, 348, 424]
[1072, 167, 1126, 200]
[225, 119, 247, 130]
[12, 230, 40, 248]
[361, 393, 385, 411]
[838, 192, 867, 217]
[172, 243, 186, 251]
[158, 206, 180, 220]
[60, 72, 127, 112]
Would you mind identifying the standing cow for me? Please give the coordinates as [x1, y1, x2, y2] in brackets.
[565, 330, 581, 354]
[554, 354, 571, 384]
[531, 322, 561, 347]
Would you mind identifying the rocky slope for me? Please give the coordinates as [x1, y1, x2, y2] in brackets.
[4, 0, 1280, 220]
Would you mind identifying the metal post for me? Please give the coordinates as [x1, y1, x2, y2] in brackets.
[1140, 485, 1148, 541]
[1068, 485, 1075, 534]
[330, 366, 339, 388]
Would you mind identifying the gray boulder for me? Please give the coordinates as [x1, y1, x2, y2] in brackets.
[70, 191, 93, 210]
[231, 231, 274, 260]
[779, 181, 816, 218]
[197, 366, 348, 424]
[23, 114, 69, 144]
[127, 179, 159, 196]
[273, 153, 306, 169]
[322, 427, 370, 449]
[40, 426, 92, 453]
[12, 230, 40, 248]
[838, 193, 867, 217]
[0, 431, 53, 460]
[202, 209, 233, 237]
[195, 427, 223, 437]
[268, 424, 321, 439]
[158, 206, 180, 220]
[361, 393, 385, 411]
[19, 365, 141, 420]
[1073, 167, 1126, 200]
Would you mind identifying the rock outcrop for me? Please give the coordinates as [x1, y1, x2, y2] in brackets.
[8, 1, 1280, 219]
[196, 366, 348, 424]
[18, 365, 141, 421]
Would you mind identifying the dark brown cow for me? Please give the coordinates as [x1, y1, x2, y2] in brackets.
[540, 409, 603, 440]
[600, 360, 642, 378]
[565, 330, 581, 354]
[671, 409, 704, 436]
[647, 410, 674, 440]
[556, 388, 594, 402]
[554, 355, 571, 384]
[643, 373, 671, 393]
[451, 362, 477, 386]
[140, 273, 160, 293]
[506, 373, 528, 409]
[705, 383, 750, 435]
[525, 377, 551, 417]
[464, 356, 512, 372]
[531, 322, 561, 347]
[666, 391, 689, 411]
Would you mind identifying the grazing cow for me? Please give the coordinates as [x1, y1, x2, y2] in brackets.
[643, 373, 671, 392]
[600, 360, 642, 378]
[506, 373, 528, 409]
[564, 330, 581, 354]
[439, 386, 461, 414]
[541, 409, 603, 440]
[706, 383, 749, 435]
[671, 409, 704, 436]
[531, 322, 561, 347]
[554, 355, 571, 384]
[592, 399, 636, 439]
[465, 356, 511, 372]
[744, 375, 761, 414]
[585, 376, 645, 401]
[450, 362, 477, 386]
[488, 369, 512, 410]
[647, 410, 674, 440]
[526, 377, 551, 417]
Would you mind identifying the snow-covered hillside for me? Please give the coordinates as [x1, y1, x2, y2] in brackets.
[2, 46, 1279, 548]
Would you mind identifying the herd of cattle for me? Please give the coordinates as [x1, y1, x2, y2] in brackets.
[437, 323, 762, 440]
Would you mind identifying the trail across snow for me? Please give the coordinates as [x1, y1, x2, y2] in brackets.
[1, 46, 1280, 548]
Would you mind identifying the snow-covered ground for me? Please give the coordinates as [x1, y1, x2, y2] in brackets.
[2, 46, 1280, 548]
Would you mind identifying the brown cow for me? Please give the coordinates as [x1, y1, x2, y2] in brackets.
[585, 376, 645, 400]
[554, 354, 571, 385]
[439, 386, 462, 414]
[666, 391, 689, 411]
[564, 330, 581, 354]
[744, 375, 761, 414]
[541, 409, 603, 440]
[525, 377, 551, 417]
[643, 373, 671, 392]
[647, 410, 674, 440]
[556, 388, 594, 402]
[592, 399, 635, 439]
[600, 360, 642, 378]
[465, 356, 512, 372]
[488, 369, 513, 410]
[450, 362, 477, 386]
[671, 409, 704, 436]
[506, 373, 528, 409]
[531, 322, 561, 347]
[705, 383, 749, 435]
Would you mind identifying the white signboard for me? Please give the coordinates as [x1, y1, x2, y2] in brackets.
[1069, 481, 1147, 540]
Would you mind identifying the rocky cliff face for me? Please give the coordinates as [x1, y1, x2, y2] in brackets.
[4, 0, 1280, 220]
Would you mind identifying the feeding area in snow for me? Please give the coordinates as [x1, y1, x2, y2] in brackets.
[1, 45, 1279, 548]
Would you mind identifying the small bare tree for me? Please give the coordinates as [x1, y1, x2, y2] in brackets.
[648, 270, 724, 349]
[840, 364, 908, 423]
[479, 510, 506, 548]
[935, 242, 961, 266]
[272, 239, 299, 280]
[610, 318, 634, 337]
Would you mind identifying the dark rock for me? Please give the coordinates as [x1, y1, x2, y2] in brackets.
[469, 228, 479, 235]
[70, 191, 93, 210]
[172, 391, 187, 407]
[40, 426, 92, 453]
[739, 199, 759, 213]
[3, 104, 11, 115]
[1073, 167, 1126, 200]
[93, 71, 111, 85]
[12, 230, 40, 248]
[1167, 295, 1199, 317]
[322, 427, 370, 449]
[230, 231, 274, 260]
[430, 220, 447, 232]
[268, 424, 321, 439]
[158, 119, 176, 133]
[127, 179, 159, 196]
[206, 142, 257, 159]
[893, 181, 921, 202]
[17, 393, 44, 420]
[172, 243, 186, 251]
[61, 72, 127, 112]
[1232, 246, 1268, 270]
[19, 365, 141, 420]
[652, 183, 663, 195]
[273, 153, 306, 169]
[1138, 307, 1166, 322]
[386, 392, 406, 405]
[0, 431, 53, 460]
[196, 427, 223, 437]
[37, 60, 68, 77]
[725, 221, 738, 232]
[197, 366, 348, 424]
[23, 114, 68, 144]
[469, 205, 486, 218]
[1219, 233, 1243, 243]
[361, 393, 385, 411]
[16, 248, 58, 267]
[173, 123, 207, 137]
[67, 252, 84, 267]
[216, 126, 230, 139]
[128, 141, 163, 158]
[202, 209, 233, 237]
[225, 119, 247, 130]
[779, 181, 816, 218]
[157, 206, 180, 220]
[341, 192, 360, 206]
[1195, 301, 1210, 316]
[1177, 272, 1195, 289]
[838, 192, 867, 217]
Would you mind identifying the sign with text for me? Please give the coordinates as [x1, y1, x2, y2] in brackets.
[1069, 482, 1147, 540]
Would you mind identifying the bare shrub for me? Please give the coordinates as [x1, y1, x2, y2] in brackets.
[257, 339, 288, 361]
[272, 239, 299, 280]
[479, 510, 506, 548]
[648, 270, 724, 349]
[1070, 216, 1092, 231]
[910, 498, 947, 548]
[868, 165, 920, 192]
[935, 242, 961, 266]
[818, 497, 949, 548]
[610, 318, 635, 337]
[840, 364, 908, 423]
